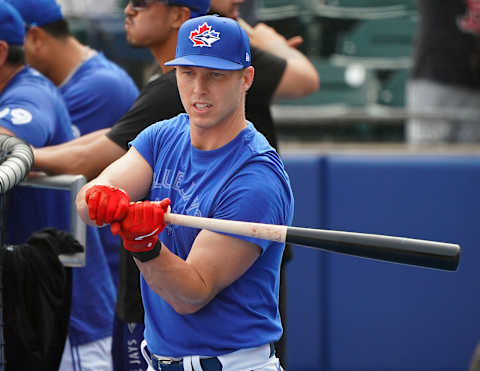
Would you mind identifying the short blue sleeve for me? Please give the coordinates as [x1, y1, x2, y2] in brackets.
[213, 161, 294, 253]
[0, 89, 52, 146]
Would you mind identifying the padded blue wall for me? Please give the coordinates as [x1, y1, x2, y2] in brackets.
[284, 155, 327, 370]
[283, 154, 480, 371]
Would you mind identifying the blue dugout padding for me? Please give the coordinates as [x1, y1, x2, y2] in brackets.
[283, 155, 327, 370]
[283, 153, 480, 371]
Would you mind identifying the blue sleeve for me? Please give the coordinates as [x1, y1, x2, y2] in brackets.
[213, 163, 294, 253]
[130, 124, 157, 169]
[0, 90, 52, 147]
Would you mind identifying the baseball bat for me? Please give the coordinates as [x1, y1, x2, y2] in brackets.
[164, 212, 460, 271]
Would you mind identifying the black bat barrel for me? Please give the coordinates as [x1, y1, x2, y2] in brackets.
[286, 227, 460, 271]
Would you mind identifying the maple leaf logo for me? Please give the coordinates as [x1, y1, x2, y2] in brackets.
[189, 22, 220, 47]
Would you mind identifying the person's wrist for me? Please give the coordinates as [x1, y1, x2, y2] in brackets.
[124, 237, 161, 262]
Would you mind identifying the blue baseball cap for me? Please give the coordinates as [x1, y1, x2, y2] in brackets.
[6, 0, 63, 27]
[169, 0, 210, 18]
[165, 15, 251, 70]
[0, 1, 24, 45]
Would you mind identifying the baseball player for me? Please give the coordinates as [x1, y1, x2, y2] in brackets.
[76, 15, 294, 371]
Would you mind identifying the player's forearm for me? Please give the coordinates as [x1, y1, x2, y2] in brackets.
[135, 246, 215, 315]
[34, 145, 102, 179]
[70, 128, 109, 146]
[34, 135, 126, 180]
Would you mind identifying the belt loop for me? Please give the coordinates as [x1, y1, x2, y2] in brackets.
[140, 340, 154, 370]
[269, 343, 275, 357]
[191, 356, 203, 371]
[183, 356, 194, 371]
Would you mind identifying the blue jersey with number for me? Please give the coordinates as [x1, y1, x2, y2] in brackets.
[0, 66, 72, 146]
[59, 53, 138, 344]
[131, 113, 294, 357]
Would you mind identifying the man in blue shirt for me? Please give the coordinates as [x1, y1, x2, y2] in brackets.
[76, 15, 294, 371]
[1, 2, 117, 370]
[7, 0, 140, 294]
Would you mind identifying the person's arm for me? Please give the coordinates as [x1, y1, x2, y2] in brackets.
[76, 146, 153, 225]
[33, 131, 126, 180]
[248, 23, 319, 99]
[38, 128, 109, 152]
[138, 229, 261, 315]
[0, 126, 16, 137]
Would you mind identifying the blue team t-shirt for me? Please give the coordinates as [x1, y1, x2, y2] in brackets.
[131, 113, 294, 357]
[58, 53, 138, 344]
[60, 52, 139, 136]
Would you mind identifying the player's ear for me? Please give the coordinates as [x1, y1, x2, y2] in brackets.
[170, 6, 191, 29]
[242, 66, 254, 92]
[25, 26, 46, 52]
[0, 41, 8, 66]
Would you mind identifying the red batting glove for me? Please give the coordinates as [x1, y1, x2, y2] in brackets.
[111, 198, 171, 262]
[85, 185, 130, 226]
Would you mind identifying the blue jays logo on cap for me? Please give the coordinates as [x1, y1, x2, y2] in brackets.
[165, 15, 251, 71]
[189, 22, 220, 47]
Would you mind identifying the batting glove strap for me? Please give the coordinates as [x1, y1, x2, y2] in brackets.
[129, 240, 162, 263]
[123, 236, 161, 262]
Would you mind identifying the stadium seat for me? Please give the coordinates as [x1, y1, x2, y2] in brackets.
[275, 57, 373, 108]
[257, 0, 302, 21]
[313, 0, 416, 20]
[376, 68, 410, 107]
[331, 15, 418, 69]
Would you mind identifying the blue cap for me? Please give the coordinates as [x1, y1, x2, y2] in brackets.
[165, 15, 250, 70]
[169, 0, 210, 18]
[0, 1, 24, 45]
[6, 0, 63, 27]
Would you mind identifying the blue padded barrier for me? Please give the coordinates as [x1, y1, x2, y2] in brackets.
[324, 155, 480, 371]
[283, 155, 327, 371]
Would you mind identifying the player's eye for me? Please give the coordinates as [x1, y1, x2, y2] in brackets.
[210, 71, 224, 79]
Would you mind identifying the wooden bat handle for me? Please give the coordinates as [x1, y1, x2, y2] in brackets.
[164, 211, 287, 242]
